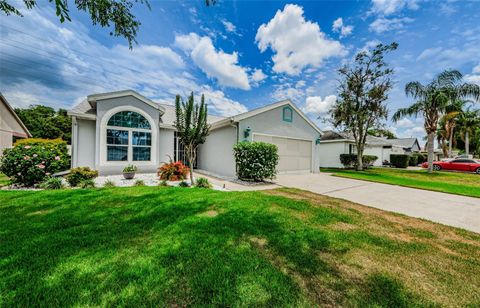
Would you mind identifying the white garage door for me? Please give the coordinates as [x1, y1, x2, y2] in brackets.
[253, 134, 312, 173]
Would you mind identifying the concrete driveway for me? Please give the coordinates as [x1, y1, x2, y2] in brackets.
[274, 172, 480, 233]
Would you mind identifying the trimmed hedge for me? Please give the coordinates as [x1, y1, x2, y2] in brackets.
[412, 153, 427, 164]
[408, 155, 418, 166]
[234, 141, 279, 181]
[339, 154, 378, 169]
[390, 154, 410, 168]
[0, 138, 70, 186]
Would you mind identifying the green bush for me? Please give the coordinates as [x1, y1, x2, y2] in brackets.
[103, 179, 116, 188]
[233, 141, 279, 181]
[79, 179, 96, 188]
[195, 177, 212, 188]
[412, 153, 426, 164]
[390, 154, 410, 168]
[133, 179, 145, 186]
[0, 138, 70, 186]
[158, 180, 168, 187]
[66, 167, 98, 187]
[178, 181, 190, 187]
[39, 177, 65, 190]
[340, 154, 378, 168]
[123, 164, 137, 173]
[408, 155, 418, 166]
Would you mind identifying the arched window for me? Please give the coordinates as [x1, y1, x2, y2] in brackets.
[106, 111, 152, 162]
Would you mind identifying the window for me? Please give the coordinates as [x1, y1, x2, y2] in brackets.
[452, 159, 474, 164]
[174, 132, 197, 168]
[282, 106, 293, 122]
[106, 111, 152, 162]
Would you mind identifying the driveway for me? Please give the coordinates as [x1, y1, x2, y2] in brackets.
[274, 172, 480, 233]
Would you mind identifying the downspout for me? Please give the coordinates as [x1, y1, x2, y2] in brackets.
[71, 116, 78, 168]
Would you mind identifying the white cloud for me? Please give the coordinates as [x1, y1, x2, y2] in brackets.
[369, 17, 414, 33]
[303, 95, 337, 114]
[221, 19, 237, 33]
[401, 126, 425, 138]
[250, 69, 267, 83]
[465, 65, 480, 86]
[473, 64, 480, 74]
[369, 0, 419, 16]
[395, 117, 414, 128]
[255, 4, 346, 75]
[201, 86, 248, 116]
[332, 17, 354, 38]
[175, 33, 250, 90]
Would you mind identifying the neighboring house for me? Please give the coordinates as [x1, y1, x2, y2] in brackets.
[68, 90, 323, 177]
[318, 131, 409, 168]
[388, 138, 421, 153]
[0, 93, 31, 155]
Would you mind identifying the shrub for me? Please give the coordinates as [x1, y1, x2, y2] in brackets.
[123, 164, 137, 173]
[178, 181, 190, 187]
[408, 155, 418, 166]
[39, 177, 65, 190]
[412, 153, 427, 164]
[390, 154, 410, 168]
[0, 138, 70, 186]
[195, 177, 212, 188]
[340, 154, 378, 169]
[66, 167, 99, 187]
[158, 180, 168, 187]
[233, 141, 279, 181]
[79, 179, 95, 188]
[157, 160, 189, 181]
[133, 179, 145, 186]
[103, 179, 116, 188]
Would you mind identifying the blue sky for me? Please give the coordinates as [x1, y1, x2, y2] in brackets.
[1, 0, 479, 141]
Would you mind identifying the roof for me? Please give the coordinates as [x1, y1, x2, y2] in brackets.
[388, 138, 419, 149]
[210, 99, 323, 134]
[0, 92, 32, 138]
[320, 130, 394, 146]
[87, 90, 165, 113]
[158, 103, 226, 129]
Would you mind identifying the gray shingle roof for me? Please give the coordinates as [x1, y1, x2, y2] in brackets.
[320, 130, 394, 146]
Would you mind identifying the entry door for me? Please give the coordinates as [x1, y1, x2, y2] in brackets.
[253, 134, 312, 173]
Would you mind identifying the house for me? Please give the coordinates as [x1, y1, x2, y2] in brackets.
[0, 93, 31, 155]
[318, 131, 412, 168]
[68, 90, 323, 177]
[388, 138, 421, 153]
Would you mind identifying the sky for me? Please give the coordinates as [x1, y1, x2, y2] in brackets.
[1, 0, 480, 142]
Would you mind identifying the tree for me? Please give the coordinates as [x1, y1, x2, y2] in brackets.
[367, 128, 396, 139]
[392, 70, 480, 173]
[14, 105, 72, 143]
[330, 42, 398, 171]
[456, 109, 480, 155]
[174, 92, 210, 184]
[1, 1, 215, 47]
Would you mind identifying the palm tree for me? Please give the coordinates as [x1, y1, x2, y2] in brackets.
[456, 109, 480, 155]
[392, 70, 480, 173]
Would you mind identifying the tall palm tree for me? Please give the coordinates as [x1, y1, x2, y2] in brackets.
[392, 70, 480, 173]
[456, 109, 480, 155]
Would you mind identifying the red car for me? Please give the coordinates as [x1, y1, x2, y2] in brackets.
[422, 159, 480, 174]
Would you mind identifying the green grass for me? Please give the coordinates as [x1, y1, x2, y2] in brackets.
[0, 173, 10, 187]
[322, 167, 480, 198]
[1, 187, 479, 306]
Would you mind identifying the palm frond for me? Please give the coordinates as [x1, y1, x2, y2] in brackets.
[392, 101, 423, 122]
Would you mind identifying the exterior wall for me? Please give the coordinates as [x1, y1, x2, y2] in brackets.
[197, 125, 237, 177]
[158, 128, 175, 164]
[318, 142, 350, 168]
[0, 131, 13, 156]
[0, 99, 29, 155]
[363, 145, 385, 166]
[95, 96, 161, 175]
[238, 105, 321, 173]
[72, 118, 96, 169]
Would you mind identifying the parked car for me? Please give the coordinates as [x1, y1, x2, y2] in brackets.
[422, 159, 480, 174]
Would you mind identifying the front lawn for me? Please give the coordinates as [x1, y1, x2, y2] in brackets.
[322, 167, 480, 198]
[1, 187, 479, 306]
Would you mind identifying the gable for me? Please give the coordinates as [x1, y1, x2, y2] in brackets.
[0, 95, 30, 137]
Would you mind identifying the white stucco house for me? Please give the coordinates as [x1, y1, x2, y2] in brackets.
[68, 90, 323, 177]
[318, 130, 421, 168]
[0, 93, 31, 156]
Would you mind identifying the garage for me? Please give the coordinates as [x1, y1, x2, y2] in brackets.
[253, 134, 312, 173]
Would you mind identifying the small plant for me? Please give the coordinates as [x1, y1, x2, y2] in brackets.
[390, 154, 410, 168]
[79, 178, 95, 188]
[178, 181, 190, 187]
[233, 141, 279, 181]
[103, 179, 116, 188]
[195, 177, 211, 188]
[66, 167, 98, 187]
[158, 180, 168, 187]
[157, 157, 190, 181]
[123, 165, 137, 173]
[408, 155, 418, 166]
[39, 176, 65, 190]
[133, 179, 145, 186]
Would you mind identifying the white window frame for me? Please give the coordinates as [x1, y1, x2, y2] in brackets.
[99, 106, 157, 166]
